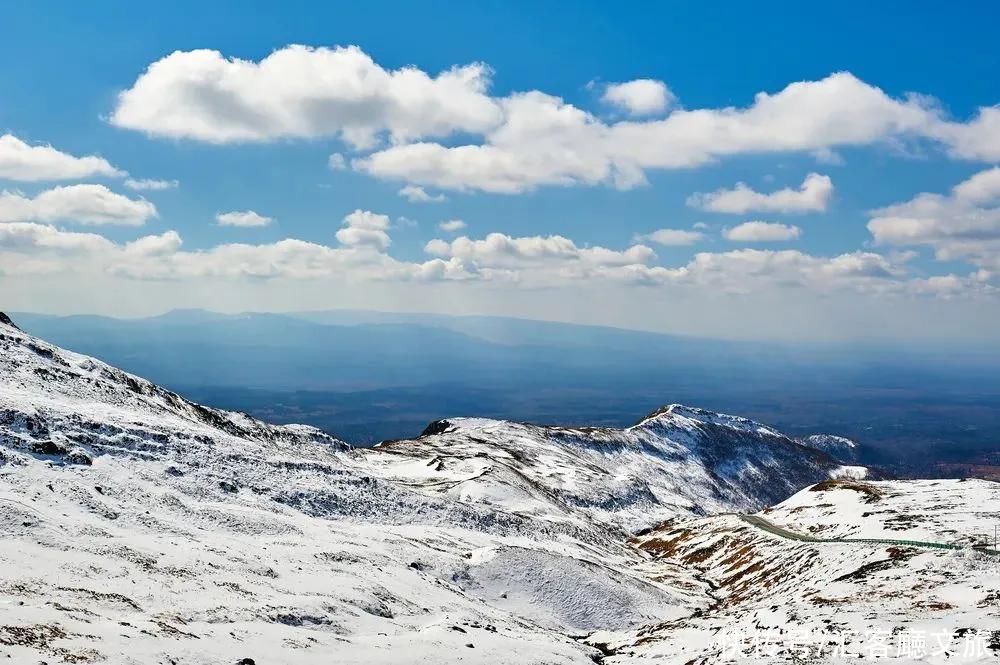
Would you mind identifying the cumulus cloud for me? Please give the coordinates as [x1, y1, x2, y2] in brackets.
[868, 167, 1000, 271]
[0, 223, 183, 277]
[109, 45, 1000, 195]
[636, 228, 704, 246]
[723, 222, 802, 242]
[0, 134, 124, 182]
[399, 184, 446, 203]
[438, 219, 466, 232]
[928, 106, 1000, 161]
[689, 174, 834, 214]
[0, 221, 116, 255]
[356, 73, 963, 193]
[0, 217, 479, 283]
[424, 232, 655, 271]
[328, 153, 347, 170]
[0, 214, 991, 302]
[124, 178, 179, 191]
[811, 147, 845, 165]
[216, 210, 273, 227]
[602, 79, 673, 116]
[0, 184, 156, 226]
[336, 209, 392, 250]
[110, 45, 502, 148]
[661, 248, 905, 293]
[124, 230, 183, 256]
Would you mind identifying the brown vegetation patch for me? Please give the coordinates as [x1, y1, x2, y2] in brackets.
[720, 560, 765, 588]
[682, 537, 730, 565]
[883, 515, 924, 531]
[56, 587, 141, 611]
[0, 623, 67, 649]
[810, 479, 884, 503]
[637, 528, 693, 558]
[153, 615, 200, 639]
[810, 595, 850, 606]
[720, 543, 757, 570]
[833, 557, 899, 582]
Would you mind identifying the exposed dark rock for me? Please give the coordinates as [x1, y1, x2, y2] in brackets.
[0, 313, 19, 330]
[419, 419, 454, 437]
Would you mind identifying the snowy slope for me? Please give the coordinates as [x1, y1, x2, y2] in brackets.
[764, 478, 1000, 545]
[798, 433, 861, 463]
[604, 479, 1000, 663]
[350, 407, 868, 536]
[3, 313, 994, 664]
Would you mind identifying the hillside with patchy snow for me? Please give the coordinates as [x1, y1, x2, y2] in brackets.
[0, 312, 995, 664]
[351, 407, 869, 534]
[606, 479, 1000, 663]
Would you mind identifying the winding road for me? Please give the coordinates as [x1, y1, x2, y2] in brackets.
[740, 514, 1000, 556]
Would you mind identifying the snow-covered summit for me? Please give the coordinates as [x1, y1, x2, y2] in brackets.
[633, 402, 782, 437]
[798, 432, 861, 463]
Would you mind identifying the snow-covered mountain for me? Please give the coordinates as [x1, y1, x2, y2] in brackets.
[798, 433, 861, 463]
[1, 312, 994, 664]
[352, 406, 869, 535]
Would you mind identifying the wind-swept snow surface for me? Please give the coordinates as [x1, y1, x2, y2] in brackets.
[0, 313, 994, 663]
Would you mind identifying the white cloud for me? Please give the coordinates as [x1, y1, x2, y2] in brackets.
[399, 185, 446, 203]
[424, 232, 655, 270]
[336, 209, 392, 250]
[723, 222, 802, 242]
[110, 46, 1000, 195]
[0, 134, 124, 182]
[0, 215, 992, 309]
[636, 228, 704, 246]
[0, 221, 116, 255]
[216, 210, 273, 227]
[602, 79, 673, 116]
[951, 166, 1000, 205]
[356, 73, 959, 193]
[868, 167, 1000, 271]
[929, 106, 1000, 161]
[688, 173, 834, 214]
[811, 147, 845, 165]
[356, 91, 621, 193]
[438, 219, 466, 232]
[0, 184, 156, 226]
[124, 230, 183, 256]
[660, 248, 905, 292]
[111, 45, 502, 148]
[328, 153, 347, 170]
[0, 217, 478, 283]
[124, 178, 179, 191]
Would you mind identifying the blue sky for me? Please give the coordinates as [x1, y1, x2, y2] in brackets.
[1, 1, 999, 343]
